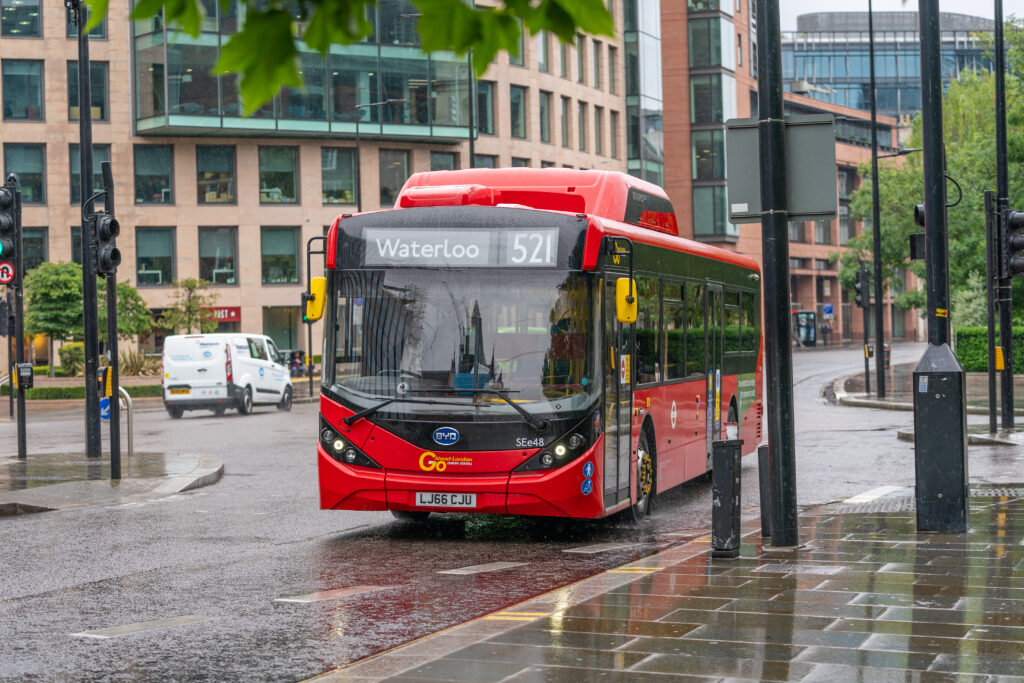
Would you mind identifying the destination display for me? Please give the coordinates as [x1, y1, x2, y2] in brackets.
[362, 228, 559, 268]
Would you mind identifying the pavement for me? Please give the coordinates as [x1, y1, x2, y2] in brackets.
[7, 359, 1024, 681]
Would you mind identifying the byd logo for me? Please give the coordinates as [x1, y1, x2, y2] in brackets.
[432, 426, 460, 446]
[419, 452, 447, 472]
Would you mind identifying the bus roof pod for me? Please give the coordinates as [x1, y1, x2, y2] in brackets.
[396, 168, 679, 237]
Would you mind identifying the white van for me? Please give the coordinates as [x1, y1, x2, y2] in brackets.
[162, 333, 293, 418]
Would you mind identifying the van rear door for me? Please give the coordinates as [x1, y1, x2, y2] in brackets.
[163, 335, 227, 399]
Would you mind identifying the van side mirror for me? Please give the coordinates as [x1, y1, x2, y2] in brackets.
[305, 277, 327, 322]
[616, 278, 637, 324]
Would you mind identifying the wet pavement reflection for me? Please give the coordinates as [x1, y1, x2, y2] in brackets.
[334, 488, 1024, 682]
[0, 451, 192, 491]
[845, 362, 1024, 411]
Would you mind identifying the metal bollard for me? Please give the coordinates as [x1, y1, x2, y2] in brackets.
[711, 439, 744, 559]
[758, 444, 772, 539]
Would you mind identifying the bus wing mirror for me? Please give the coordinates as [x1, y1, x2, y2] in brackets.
[306, 277, 327, 322]
[616, 278, 637, 324]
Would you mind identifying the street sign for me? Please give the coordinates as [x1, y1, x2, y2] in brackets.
[100, 397, 110, 420]
[0, 261, 13, 284]
[823, 303, 834, 316]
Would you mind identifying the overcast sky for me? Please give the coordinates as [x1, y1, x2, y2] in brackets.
[780, 1, 1024, 31]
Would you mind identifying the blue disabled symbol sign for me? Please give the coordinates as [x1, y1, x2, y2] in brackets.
[100, 397, 110, 420]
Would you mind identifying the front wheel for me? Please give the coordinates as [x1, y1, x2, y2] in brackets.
[627, 429, 655, 522]
[277, 386, 293, 412]
[237, 386, 253, 415]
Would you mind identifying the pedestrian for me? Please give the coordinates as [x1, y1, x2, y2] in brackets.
[822, 321, 832, 346]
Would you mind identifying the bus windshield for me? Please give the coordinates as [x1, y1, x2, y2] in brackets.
[331, 269, 599, 420]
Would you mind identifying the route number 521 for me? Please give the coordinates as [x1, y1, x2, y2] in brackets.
[506, 230, 557, 266]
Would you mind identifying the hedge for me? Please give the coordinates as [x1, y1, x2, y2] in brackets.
[32, 366, 73, 377]
[0, 384, 163, 399]
[955, 326, 1024, 372]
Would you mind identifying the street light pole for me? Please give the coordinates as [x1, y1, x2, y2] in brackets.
[995, 0, 1013, 430]
[353, 98, 406, 213]
[868, 0, 886, 398]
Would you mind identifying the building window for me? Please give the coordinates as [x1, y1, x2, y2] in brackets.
[199, 226, 238, 285]
[322, 147, 356, 204]
[3, 60, 43, 120]
[134, 145, 174, 204]
[689, 18, 723, 68]
[594, 107, 604, 156]
[539, 91, 552, 144]
[509, 85, 527, 139]
[430, 151, 457, 171]
[578, 101, 588, 151]
[691, 129, 725, 180]
[22, 226, 45, 271]
[259, 147, 298, 204]
[510, 20, 524, 66]
[197, 145, 236, 204]
[814, 258, 830, 271]
[4, 143, 44, 204]
[561, 96, 571, 148]
[693, 186, 730, 237]
[690, 73, 726, 123]
[2, 0, 39, 36]
[737, 33, 742, 66]
[70, 143, 109, 206]
[476, 81, 495, 135]
[261, 226, 299, 285]
[576, 34, 586, 83]
[379, 149, 409, 206]
[67, 62, 108, 121]
[136, 227, 175, 286]
[593, 40, 602, 89]
[609, 46, 618, 94]
[537, 30, 549, 72]
[839, 204, 854, 245]
[541, 160, 556, 168]
[814, 220, 832, 245]
[560, 41, 569, 78]
[511, 157, 530, 167]
[610, 110, 619, 158]
[67, 14, 105, 38]
[789, 221, 806, 243]
[473, 154, 497, 168]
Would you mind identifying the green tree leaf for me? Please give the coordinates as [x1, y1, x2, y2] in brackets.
[213, 9, 302, 115]
[158, 278, 220, 334]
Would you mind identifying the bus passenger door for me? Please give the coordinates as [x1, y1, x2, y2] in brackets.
[603, 276, 633, 508]
[705, 285, 724, 466]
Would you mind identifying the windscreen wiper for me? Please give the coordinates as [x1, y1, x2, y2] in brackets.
[411, 388, 549, 432]
[344, 396, 484, 426]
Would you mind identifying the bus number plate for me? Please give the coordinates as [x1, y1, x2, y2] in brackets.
[415, 492, 476, 508]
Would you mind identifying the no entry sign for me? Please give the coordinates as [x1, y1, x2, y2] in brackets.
[0, 262, 13, 284]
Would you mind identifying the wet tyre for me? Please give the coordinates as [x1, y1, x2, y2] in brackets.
[391, 510, 431, 522]
[238, 386, 253, 415]
[277, 386, 293, 412]
[627, 428, 655, 522]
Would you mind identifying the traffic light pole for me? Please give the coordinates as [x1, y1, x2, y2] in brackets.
[986, 190, 999, 434]
[867, 0, 886, 399]
[9, 175, 26, 460]
[995, 0, 1013, 431]
[757, 0, 798, 548]
[72, 0, 101, 459]
[102, 161, 120, 479]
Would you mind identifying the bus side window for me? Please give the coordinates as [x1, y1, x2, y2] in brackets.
[636, 276, 660, 384]
[663, 298, 685, 380]
[725, 292, 741, 353]
[741, 291, 758, 351]
[686, 284, 705, 376]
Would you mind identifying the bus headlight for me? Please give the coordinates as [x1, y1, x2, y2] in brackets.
[568, 433, 585, 450]
[344, 448, 359, 463]
[514, 415, 593, 472]
[540, 452, 554, 467]
[554, 444, 567, 457]
[319, 414, 382, 469]
[333, 439, 346, 453]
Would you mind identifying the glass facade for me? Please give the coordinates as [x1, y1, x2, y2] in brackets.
[4, 143, 44, 204]
[379, 149, 409, 206]
[199, 226, 237, 284]
[134, 145, 174, 204]
[261, 226, 299, 285]
[132, 1, 470, 140]
[3, 60, 43, 120]
[623, 0, 663, 186]
[70, 143, 109, 206]
[68, 62, 108, 121]
[136, 227, 175, 285]
[197, 145, 235, 203]
[259, 147, 298, 204]
[2, 0, 39, 36]
[322, 147, 356, 203]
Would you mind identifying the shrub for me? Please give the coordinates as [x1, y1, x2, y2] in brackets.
[0, 384, 163, 399]
[32, 366, 73, 377]
[120, 349, 161, 376]
[58, 342, 85, 376]
[954, 326, 1024, 372]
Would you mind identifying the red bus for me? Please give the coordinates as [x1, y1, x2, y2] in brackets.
[308, 169, 762, 521]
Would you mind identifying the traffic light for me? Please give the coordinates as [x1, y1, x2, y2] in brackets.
[914, 203, 926, 228]
[1004, 210, 1024, 277]
[94, 213, 120, 275]
[854, 268, 868, 308]
[0, 185, 16, 263]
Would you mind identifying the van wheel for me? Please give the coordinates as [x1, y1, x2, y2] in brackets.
[277, 386, 293, 412]
[238, 386, 253, 415]
[626, 428, 655, 522]
[213, 405, 226, 417]
[391, 510, 431, 522]
[166, 406, 184, 419]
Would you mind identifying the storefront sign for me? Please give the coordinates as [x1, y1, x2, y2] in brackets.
[205, 306, 241, 322]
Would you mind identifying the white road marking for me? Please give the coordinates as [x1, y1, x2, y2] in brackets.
[842, 485, 905, 504]
[563, 542, 638, 554]
[70, 615, 214, 639]
[437, 561, 527, 575]
[276, 585, 387, 603]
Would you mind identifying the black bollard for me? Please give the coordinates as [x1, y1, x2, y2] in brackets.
[758, 444, 772, 539]
[711, 439, 744, 559]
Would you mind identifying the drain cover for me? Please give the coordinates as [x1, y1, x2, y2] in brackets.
[754, 563, 843, 575]
[971, 486, 1024, 498]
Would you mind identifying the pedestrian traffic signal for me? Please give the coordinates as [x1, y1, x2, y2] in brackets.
[0, 185, 16, 262]
[1004, 210, 1024, 277]
[914, 203, 926, 228]
[854, 269, 868, 308]
[93, 213, 120, 275]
